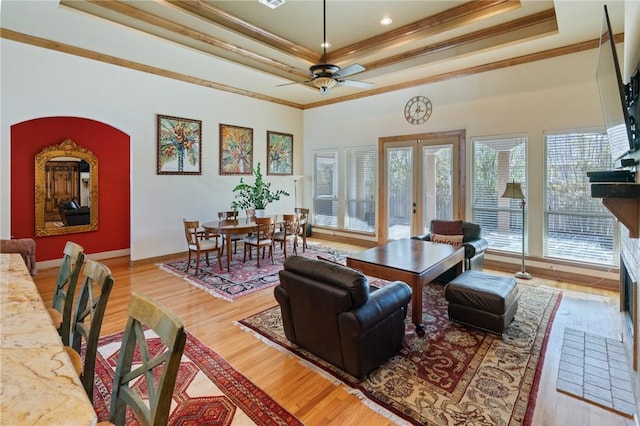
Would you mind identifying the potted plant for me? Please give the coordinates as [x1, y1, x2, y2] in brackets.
[231, 163, 289, 217]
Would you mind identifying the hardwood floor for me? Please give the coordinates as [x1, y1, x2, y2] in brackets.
[32, 238, 636, 425]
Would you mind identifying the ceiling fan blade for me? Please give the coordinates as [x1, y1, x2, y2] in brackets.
[333, 63, 365, 78]
[337, 79, 374, 89]
[276, 79, 313, 87]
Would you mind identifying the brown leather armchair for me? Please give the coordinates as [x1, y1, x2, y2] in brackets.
[412, 220, 488, 282]
[275, 256, 412, 380]
[58, 200, 90, 226]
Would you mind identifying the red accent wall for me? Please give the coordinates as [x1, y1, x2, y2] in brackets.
[11, 117, 130, 261]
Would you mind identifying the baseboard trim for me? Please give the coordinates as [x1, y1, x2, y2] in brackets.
[485, 259, 619, 291]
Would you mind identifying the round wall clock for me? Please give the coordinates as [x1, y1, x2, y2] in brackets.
[404, 96, 432, 125]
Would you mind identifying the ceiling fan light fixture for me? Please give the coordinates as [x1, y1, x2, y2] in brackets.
[313, 76, 337, 90]
[258, 0, 285, 9]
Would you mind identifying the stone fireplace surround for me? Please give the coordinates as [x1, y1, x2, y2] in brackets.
[619, 229, 640, 413]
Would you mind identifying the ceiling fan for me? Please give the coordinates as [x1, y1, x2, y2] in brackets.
[278, 0, 373, 95]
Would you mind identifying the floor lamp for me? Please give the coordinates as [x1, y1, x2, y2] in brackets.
[291, 175, 304, 208]
[501, 182, 532, 280]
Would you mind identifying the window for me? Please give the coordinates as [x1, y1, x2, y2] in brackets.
[544, 132, 617, 265]
[472, 137, 527, 253]
[345, 147, 376, 232]
[313, 150, 338, 227]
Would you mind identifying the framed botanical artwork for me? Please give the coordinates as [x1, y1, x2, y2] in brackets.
[219, 124, 253, 175]
[266, 131, 293, 175]
[157, 114, 202, 175]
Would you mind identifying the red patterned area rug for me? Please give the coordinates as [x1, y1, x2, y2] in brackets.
[238, 282, 562, 426]
[92, 330, 302, 425]
[157, 245, 345, 301]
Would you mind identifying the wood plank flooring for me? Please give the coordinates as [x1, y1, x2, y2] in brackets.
[32, 239, 636, 425]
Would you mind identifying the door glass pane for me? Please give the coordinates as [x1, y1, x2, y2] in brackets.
[386, 147, 413, 239]
[422, 145, 453, 233]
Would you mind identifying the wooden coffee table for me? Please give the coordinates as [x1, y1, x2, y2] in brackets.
[346, 239, 464, 336]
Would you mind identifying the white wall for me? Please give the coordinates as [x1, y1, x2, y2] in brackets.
[303, 48, 606, 262]
[1, 39, 303, 262]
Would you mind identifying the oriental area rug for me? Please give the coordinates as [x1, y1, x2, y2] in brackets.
[157, 245, 346, 301]
[92, 330, 302, 425]
[238, 282, 562, 426]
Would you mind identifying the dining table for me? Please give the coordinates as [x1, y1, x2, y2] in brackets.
[0, 253, 97, 425]
[202, 218, 260, 272]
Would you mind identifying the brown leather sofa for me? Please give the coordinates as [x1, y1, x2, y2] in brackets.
[275, 256, 412, 380]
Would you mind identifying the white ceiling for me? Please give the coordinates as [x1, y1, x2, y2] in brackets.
[23, 1, 631, 108]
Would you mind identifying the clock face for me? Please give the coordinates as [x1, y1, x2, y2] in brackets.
[404, 96, 432, 125]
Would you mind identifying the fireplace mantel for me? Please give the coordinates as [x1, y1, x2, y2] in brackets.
[591, 183, 640, 238]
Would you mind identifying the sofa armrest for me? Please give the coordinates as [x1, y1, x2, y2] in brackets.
[339, 282, 411, 334]
[464, 238, 488, 259]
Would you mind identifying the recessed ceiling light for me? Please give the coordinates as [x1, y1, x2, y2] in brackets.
[380, 17, 393, 25]
[321, 42, 331, 48]
[258, 0, 285, 10]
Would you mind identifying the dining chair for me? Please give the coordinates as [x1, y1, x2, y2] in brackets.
[65, 259, 115, 398]
[294, 208, 310, 252]
[184, 219, 222, 274]
[47, 241, 85, 346]
[106, 293, 186, 426]
[217, 211, 243, 254]
[273, 214, 298, 259]
[243, 216, 276, 267]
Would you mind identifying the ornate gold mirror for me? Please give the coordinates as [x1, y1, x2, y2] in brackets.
[35, 138, 98, 236]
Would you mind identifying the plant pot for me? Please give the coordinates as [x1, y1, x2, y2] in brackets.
[255, 209, 266, 218]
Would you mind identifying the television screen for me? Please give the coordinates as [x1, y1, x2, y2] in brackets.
[595, 5, 634, 163]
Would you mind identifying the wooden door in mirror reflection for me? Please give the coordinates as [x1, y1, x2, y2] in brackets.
[44, 161, 81, 222]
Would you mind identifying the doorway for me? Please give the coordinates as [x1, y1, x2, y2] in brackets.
[378, 130, 466, 243]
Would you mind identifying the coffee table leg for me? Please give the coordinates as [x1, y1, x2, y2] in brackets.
[411, 279, 425, 336]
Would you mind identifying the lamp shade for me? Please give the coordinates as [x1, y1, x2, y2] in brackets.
[313, 77, 337, 90]
[501, 182, 525, 199]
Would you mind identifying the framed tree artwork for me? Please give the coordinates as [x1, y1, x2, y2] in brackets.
[220, 124, 253, 175]
[157, 114, 202, 175]
[266, 131, 293, 175]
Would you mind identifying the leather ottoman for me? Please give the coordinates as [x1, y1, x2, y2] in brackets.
[444, 270, 519, 334]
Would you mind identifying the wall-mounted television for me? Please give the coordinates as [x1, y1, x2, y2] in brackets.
[595, 5, 638, 165]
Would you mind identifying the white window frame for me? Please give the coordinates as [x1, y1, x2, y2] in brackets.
[312, 149, 339, 228]
[543, 131, 618, 265]
[344, 146, 377, 233]
[471, 135, 528, 254]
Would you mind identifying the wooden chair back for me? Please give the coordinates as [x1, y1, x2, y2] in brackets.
[109, 293, 186, 426]
[294, 208, 310, 251]
[183, 219, 202, 248]
[274, 214, 298, 258]
[52, 241, 85, 345]
[69, 259, 115, 398]
[218, 210, 238, 221]
[254, 216, 276, 240]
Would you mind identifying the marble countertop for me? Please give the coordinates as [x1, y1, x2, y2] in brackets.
[0, 253, 97, 425]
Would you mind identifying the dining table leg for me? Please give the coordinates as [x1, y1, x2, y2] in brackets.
[225, 232, 232, 272]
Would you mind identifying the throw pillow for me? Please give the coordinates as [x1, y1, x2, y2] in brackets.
[431, 220, 463, 235]
[430, 233, 464, 248]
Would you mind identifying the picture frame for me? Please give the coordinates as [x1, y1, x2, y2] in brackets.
[157, 114, 202, 175]
[220, 124, 254, 175]
[266, 131, 293, 175]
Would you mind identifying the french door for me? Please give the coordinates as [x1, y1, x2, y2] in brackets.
[379, 131, 465, 242]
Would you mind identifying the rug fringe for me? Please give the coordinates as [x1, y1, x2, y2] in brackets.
[157, 263, 233, 302]
[235, 322, 414, 426]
